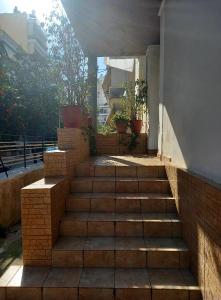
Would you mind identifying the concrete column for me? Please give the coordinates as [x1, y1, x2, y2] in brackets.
[146, 45, 160, 154]
[88, 55, 97, 130]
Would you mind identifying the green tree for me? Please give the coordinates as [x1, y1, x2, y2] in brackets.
[45, 2, 88, 107]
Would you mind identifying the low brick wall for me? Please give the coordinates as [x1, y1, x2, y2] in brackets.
[166, 164, 221, 299]
[0, 167, 44, 228]
[96, 133, 147, 155]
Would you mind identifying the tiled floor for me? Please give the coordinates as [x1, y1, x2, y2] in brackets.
[82, 155, 164, 167]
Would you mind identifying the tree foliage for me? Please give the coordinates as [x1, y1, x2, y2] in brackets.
[0, 49, 59, 137]
[45, 2, 88, 107]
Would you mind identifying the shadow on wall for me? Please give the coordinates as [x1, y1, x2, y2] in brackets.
[161, 0, 221, 184]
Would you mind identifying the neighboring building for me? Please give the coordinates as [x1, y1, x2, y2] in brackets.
[0, 9, 47, 57]
[0, 29, 22, 60]
[97, 75, 110, 125]
[103, 57, 147, 131]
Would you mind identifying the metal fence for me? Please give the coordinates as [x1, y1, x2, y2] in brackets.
[0, 134, 57, 177]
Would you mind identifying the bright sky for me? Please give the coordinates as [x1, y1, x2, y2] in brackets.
[0, 0, 54, 21]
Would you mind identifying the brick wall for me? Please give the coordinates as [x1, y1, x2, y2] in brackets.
[96, 133, 147, 155]
[165, 164, 221, 299]
[0, 167, 43, 227]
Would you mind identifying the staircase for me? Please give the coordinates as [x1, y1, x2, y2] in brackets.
[52, 157, 202, 300]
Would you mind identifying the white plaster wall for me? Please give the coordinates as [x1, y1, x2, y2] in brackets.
[160, 0, 221, 183]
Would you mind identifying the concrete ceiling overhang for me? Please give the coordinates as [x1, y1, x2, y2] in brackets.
[61, 0, 161, 56]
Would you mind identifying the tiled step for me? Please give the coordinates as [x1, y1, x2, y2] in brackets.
[76, 164, 167, 179]
[59, 212, 181, 237]
[66, 193, 176, 213]
[71, 177, 170, 193]
[4, 265, 202, 300]
[52, 236, 189, 268]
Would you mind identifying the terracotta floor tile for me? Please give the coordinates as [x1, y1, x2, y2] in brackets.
[43, 287, 77, 300]
[115, 268, 150, 288]
[93, 180, 115, 193]
[149, 269, 186, 289]
[44, 268, 82, 287]
[54, 237, 86, 250]
[116, 180, 138, 193]
[145, 238, 188, 250]
[88, 212, 115, 221]
[7, 287, 41, 300]
[84, 237, 115, 250]
[0, 288, 5, 300]
[116, 250, 146, 267]
[84, 251, 114, 267]
[94, 166, 115, 177]
[79, 268, 114, 288]
[115, 213, 143, 222]
[116, 198, 140, 213]
[116, 288, 151, 300]
[147, 251, 180, 268]
[116, 221, 143, 237]
[91, 198, 115, 212]
[52, 250, 83, 267]
[137, 166, 159, 178]
[116, 166, 137, 177]
[79, 288, 114, 300]
[152, 289, 188, 300]
[88, 222, 114, 236]
[115, 237, 145, 250]
[7, 266, 49, 287]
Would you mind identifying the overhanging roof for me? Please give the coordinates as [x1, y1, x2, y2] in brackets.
[61, 0, 161, 56]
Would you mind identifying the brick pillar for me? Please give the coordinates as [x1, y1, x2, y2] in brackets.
[44, 128, 90, 178]
[21, 177, 69, 266]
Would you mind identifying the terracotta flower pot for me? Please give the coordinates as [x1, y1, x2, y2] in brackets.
[130, 120, 142, 135]
[115, 120, 128, 134]
[61, 105, 81, 128]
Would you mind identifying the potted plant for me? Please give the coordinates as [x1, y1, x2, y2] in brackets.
[124, 79, 147, 135]
[46, 8, 88, 128]
[112, 111, 129, 134]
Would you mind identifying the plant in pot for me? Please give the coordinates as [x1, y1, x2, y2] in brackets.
[123, 79, 147, 135]
[46, 5, 88, 128]
[112, 111, 129, 134]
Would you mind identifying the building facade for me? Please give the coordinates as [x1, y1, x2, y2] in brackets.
[97, 75, 110, 125]
[0, 10, 47, 57]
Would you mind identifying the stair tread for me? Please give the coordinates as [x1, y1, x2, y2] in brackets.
[42, 266, 200, 290]
[62, 212, 180, 222]
[53, 236, 188, 251]
[68, 192, 174, 199]
[73, 177, 168, 181]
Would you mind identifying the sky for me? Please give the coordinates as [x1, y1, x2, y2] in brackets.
[0, 0, 54, 21]
[0, 0, 106, 74]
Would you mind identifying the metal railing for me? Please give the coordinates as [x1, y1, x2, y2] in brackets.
[0, 134, 57, 177]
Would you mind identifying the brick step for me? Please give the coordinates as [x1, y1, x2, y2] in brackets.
[71, 177, 170, 193]
[66, 193, 176, 213]
[76, 164, 167, 179]
[60, 212, 181, 237]
[52, 236, 189, 268]
[4, 265, 202, 300]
